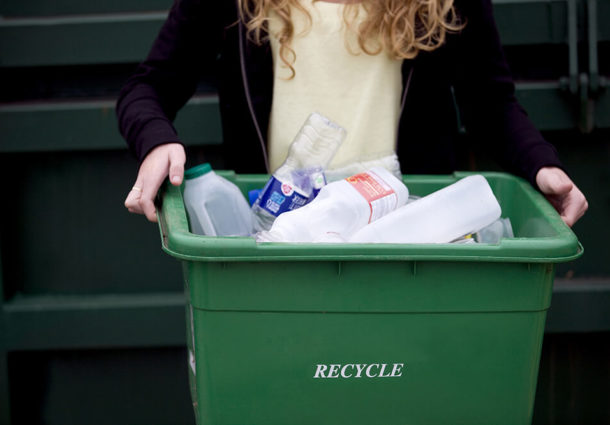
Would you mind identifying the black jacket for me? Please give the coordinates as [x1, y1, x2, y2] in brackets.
[117, 0, 563, 186]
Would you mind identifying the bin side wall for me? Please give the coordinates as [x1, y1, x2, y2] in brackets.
[191, 309, 547, 425]
[186, 261, 554, 313]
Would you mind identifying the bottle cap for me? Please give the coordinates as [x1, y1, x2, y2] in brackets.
[248, 189, 262, 206]
[184, 163, 212, 179]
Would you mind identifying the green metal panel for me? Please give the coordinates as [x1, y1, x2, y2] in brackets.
[3, 293, 186, 351]
[0, 85, 580, 151]
[0, 1, 574, 66]
[546, 279, 610, 332]
[0, 13, 166, 67]
[550, 130, 610, 277]
[493, 0, 569, 46]
[172, 97, 223, 148]
[0, 0, 574, 61]
[0, 96, 222, 152]
[0, 0, 171, 17]
[0, 150, 183, 295]
[515, 82, 577, 130]
[0, 90, 578, 148]
[598, 0, 610, 41]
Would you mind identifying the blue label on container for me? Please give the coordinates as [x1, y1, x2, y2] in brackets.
[256, 176, 309, 217]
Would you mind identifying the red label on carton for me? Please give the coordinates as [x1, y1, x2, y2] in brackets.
[346, 171, 397, 223]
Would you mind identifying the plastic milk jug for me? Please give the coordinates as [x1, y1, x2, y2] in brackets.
[252, 112, 346, 231]
[256, 167, 409, 243]
[349, 175, 501, 244]
[183, 163, 254, 236]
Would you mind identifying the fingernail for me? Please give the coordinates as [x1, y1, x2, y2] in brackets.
[171, 175, 181, 184]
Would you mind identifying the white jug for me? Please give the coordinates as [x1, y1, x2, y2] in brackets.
[257, 167, 409, 243]
[183, 163, 254, 237]
[349, 175, 501, 244]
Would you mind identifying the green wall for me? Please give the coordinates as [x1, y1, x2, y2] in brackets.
[1, 0, 609, 424]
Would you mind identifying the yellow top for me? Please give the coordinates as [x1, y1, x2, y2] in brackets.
[267, 1, 403, 175]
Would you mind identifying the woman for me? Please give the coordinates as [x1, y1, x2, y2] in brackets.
[118, 0, 587, 225]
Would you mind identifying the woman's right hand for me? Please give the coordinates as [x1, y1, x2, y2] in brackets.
[124, 143, 186, 222]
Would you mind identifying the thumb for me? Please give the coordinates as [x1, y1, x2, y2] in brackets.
[537, 168, 573, 196]
[168, 148, 186, 186]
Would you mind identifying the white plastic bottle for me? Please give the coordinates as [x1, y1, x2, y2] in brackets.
[256, 167, 409, 243]
[183, 163, 254, 237]
[348, 175, 501, 244]
[252, 112, 346, 231]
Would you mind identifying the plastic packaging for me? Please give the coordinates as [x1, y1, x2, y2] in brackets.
[475, 218, 514, 243]
[248, 189, 262, 206]
[349, 175, 501, 244]
[252, 113, 346, 231]
[257, 167, 409, 243]
[183, 163, 254, 236]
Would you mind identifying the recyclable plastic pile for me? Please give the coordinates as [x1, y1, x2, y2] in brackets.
[182, 113, 514, 244]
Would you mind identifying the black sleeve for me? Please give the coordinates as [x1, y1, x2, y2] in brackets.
[116, 0, 222, 162]
[452, 0, 565, 187]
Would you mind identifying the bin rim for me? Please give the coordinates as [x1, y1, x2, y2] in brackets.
[157, 171, 583, 264]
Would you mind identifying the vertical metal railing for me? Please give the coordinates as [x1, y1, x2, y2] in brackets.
[587, 0, 600, 93]
[567, 0, 580, 95]
[557, 0, 609, 132]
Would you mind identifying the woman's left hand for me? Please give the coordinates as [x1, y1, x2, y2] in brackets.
[535, 166, 588, 227]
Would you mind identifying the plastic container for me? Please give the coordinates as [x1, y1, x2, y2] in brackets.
[158, 171, 582, 425]
[258, 167, 409, 243]
[349, 175, 501, 244]
[182, 163, 253, 236]
[476, 217, 515, 243]
[251, 112, 346, 231]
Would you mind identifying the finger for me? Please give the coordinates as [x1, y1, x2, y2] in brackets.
[139, 175, 165, 223]
[545, 195, 563, 213]
[168, 148, 186, 186]
[537, 168, 573, 196]
[125, 182, 144, 214]
[540, 177, 572, 196]
[139, 192, 158, 222]
[560, 189, 589, 228]
[560, 213, 575, 228]
[125, 194, 143, 214]
[139, 181, 160, 222]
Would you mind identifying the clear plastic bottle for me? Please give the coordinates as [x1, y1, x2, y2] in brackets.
[348, 175, 502, 244]
[183, 163, 254, 236]
[251, 113, 346, 231]
[256, 167, 409, 243]
[475, 217, 514, 243]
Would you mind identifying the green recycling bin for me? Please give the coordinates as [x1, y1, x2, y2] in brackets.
[157, 171, 582, 425]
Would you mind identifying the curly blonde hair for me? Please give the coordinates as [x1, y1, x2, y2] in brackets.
[238, 0, 464, 78]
